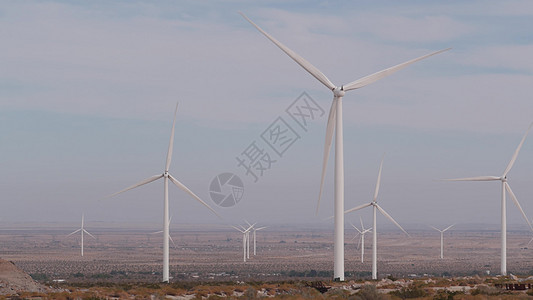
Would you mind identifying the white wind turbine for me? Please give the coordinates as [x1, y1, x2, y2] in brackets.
[344, 157, 408, 279]
[430, 224, 454, 259]
[109, 102, 220, 283]
[350, 217, 372, 263]
[241, 12, 449, 281]
[444, 122, 533, 275]
[152, 216, 176, 248]
[245, 221, 267, 256]
[67, 214, 95, 257]
[232, 223, 254, 262]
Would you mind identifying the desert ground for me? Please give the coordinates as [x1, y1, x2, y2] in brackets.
[1, 223, 533, 284]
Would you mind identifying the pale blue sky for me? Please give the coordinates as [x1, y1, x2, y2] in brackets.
[1, 1, 533, 228]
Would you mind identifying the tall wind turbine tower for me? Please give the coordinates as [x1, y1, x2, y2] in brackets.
[109, 103, 220, 282]
[67, 214, 95, 257]
[430, 224, 454, 259]
[444, 122, 533, 275]
[241, 12, 449, 281]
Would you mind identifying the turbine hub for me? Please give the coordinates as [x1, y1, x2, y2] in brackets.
[502, 176, 507, 182]
[164, 171, 169, 178]
[333, 86, 345, 97]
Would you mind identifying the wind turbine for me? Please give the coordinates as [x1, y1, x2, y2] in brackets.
[350, 217, 372, 263]
[152, 216, 177, 248]
[232, 223, 254, 262]
[344, 156, 408, 279]
[240, 12, 449, 281]
[244, 221, 267, 256]
[109, 102, 220, 282]
[430, 224, 454, 259]
[444, 122, 533, 275]
[67, 214, 95, 257]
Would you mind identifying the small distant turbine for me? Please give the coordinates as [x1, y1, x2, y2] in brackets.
[241, 12, 449, 281]
[344, 156, 408, 280]
[232, 223, 254, 262]
[350, 217, 372, 263]
[67, 214, 95, 257]
[244, 221, 267, 256]
[444, 122, 533, 275]
[152, 216, 176, 248]
[430, 224, 454, 259]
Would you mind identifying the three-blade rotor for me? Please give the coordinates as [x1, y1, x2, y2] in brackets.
[238, 13, 451, 215]
[443, 122, 533, 231]
[107, 102, 220, 219]
[344, 156, 408, 236]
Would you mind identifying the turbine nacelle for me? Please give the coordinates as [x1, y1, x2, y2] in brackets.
[333, 87, 345, 97]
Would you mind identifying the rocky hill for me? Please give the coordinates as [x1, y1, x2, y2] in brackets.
[0, 259, 48, 295]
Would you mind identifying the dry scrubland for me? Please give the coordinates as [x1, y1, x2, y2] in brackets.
[1, 225, 533, 298]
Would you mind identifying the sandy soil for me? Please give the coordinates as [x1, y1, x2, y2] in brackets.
[0, 224, 532, 283]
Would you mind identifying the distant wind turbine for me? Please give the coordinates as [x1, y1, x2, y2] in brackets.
[444, 122, 533, 275]
[244, 221, 267, 256]
[430, 224, 454, 259]
[240, 12, 449, 281]
[152, 216, 176, 248]
[350, 217, 372, 263]
[232, 223, 254, 262]
[67, 214, 95, 257]
[344, 156, 408, 280]
[109, 102, 220, 282]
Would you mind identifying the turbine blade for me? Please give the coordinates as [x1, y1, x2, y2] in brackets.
[245, 223, 257, 233]
[67, 229, 81, 236]
[357, 235, 362, 250]
[169, 234, 176, 247]
[528, 236, 533, 246]
[443, 224, 455, 232]
[441, 176, 501, 181]
[232, 226, 245, 233]
[376, 204, 409, 236]
[168, 174, 222, 219]
[373, 155, 385, 202]
[430, 226, 442, 232]
[502, 122, 533, 177]
[83, 229, 96, 239]
[350, 222, 362, 234]
[240, 12, 336, 90]
[317, 98, 337, 215]
[360, 216, 365, 231]
[256, 227, 267, 231]
[505, 182, 533, 231]
[343, 48, 451, 91]
[108, 174, 163, 198]
[344, 202, 372, 215]
[152, 230, 163, 234]
[165, 102, 179, 172]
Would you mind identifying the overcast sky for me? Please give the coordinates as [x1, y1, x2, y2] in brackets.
[1, 1, 533, 229]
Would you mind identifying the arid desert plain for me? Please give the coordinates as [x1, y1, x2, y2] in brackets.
[1, 223, 533, 283]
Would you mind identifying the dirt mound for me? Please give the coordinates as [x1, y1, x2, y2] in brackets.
[0, 259, 48, 295]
